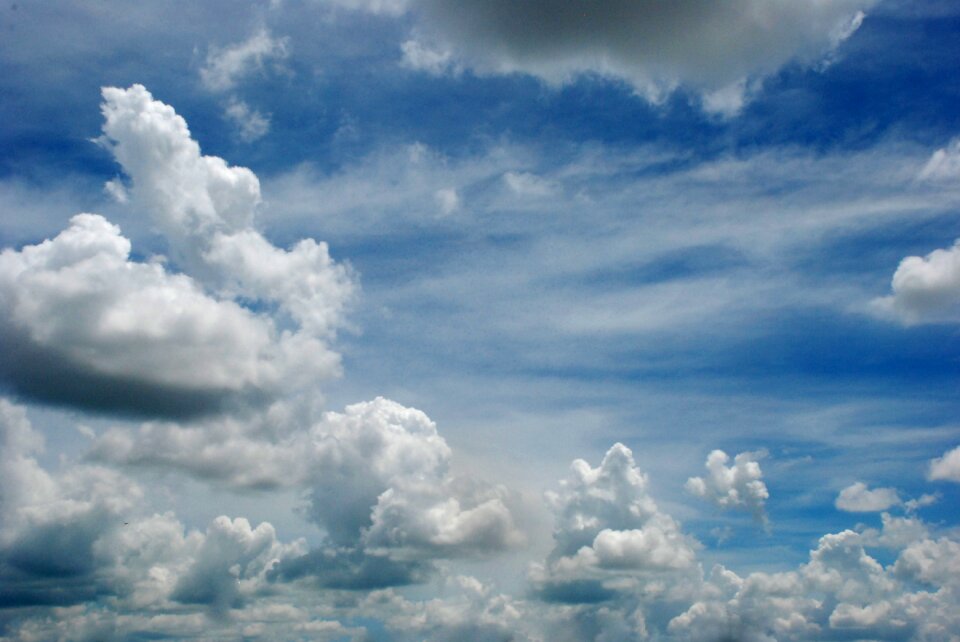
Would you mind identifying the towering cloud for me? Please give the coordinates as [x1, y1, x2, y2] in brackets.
[685, 449, 769, 523]
[0, 85, 353, 416]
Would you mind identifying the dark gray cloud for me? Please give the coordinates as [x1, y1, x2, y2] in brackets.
[269, 547, 430, 590]
[391, 0, 875, 113]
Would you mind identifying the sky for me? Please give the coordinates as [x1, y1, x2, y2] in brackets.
[1, 1, 960, 640]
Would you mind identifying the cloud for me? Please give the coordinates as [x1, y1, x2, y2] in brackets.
[530, 443, 698, 605]
[0, 85, 354, 417]
[872, 139, 960, 325]
[199, 28, 289, 93]
[224, 98, 271, 142]
[198, 29, 287, 141]
[871, 240, 960, 325]
[302, 397, 522, 559]
[100, 85, 354, 336]
[835, 482, 902, 512]
[92, 396, 522, 586]
[928, 444, 960, 482]
[0, 214, 286, 417]
[918, 138, 960, 181]
[379, 0, 874, 113]
[171, 516, 301, 613]
[685, 449, 769, 523]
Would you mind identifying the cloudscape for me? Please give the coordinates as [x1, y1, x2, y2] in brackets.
[2, 1, 960, 640]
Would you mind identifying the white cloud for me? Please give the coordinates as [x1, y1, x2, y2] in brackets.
[872, 240, 960, 324]
[918, 138, 960, 181]
[0, 214, 294, 413]
[685, 449, 769, 522]
[224, 98, 271, 142]
[835, 481, 902, 512]
[0, 85, 354, 417]
[92, 396, 522, 584]
[199, 28, 289, 93]
[530, 443, 699, 602]
[928, 444, 960, 482]
[871, 138, 960, 324]
[304, 397, 522, 557]
[376, 0, 875, 113]
[171, 516, 303, 613]
[100, 85, 354, 334]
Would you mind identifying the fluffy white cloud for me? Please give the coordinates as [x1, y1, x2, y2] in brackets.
[199, 28, 289, 93]
[0, 85, 354, 416]
[101, 85, 354, 336]
[685, 449, 769, 522]
[304, 397, 522, 557]
[530, 443, 698, 604]
[669, 517, 960, 642]
[871, 137, 960, 324]
[835, 481, 902, 512]
[872, 240, 960, 324]
[380, 0, 873, 113]
[928, 444, 960, 482]
[0, 214, 288, 409]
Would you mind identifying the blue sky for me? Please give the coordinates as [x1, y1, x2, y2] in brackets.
[2, 1, 960, 640]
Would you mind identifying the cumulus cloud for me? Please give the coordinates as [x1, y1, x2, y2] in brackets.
[199, 28, 289, 93]
[93, 397, 522, 586]
[669, 519, 960, 642]
[171, 516, 302, 613]
[928, 444, 960, 482]
[0, 397, 327, 633]
[530, 443, 698, 606]
[870, 136, 960, 325]
[872, 240, 960, 325]
[835, 481, 902, 512]
[0, 214, 294, 417]
[375, 0, 874, 113]
[0, 85, 354, 417]
[291, 398, 522, 584]
[685, 449, 769, 523]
